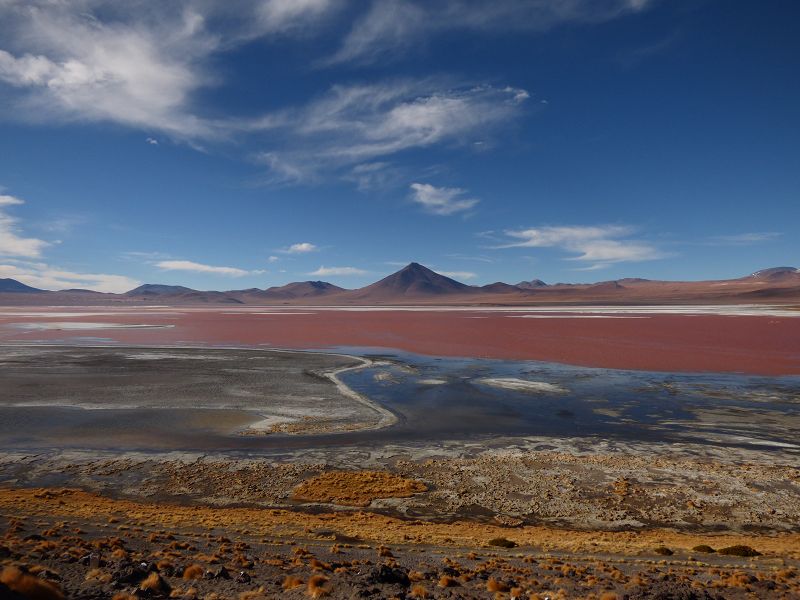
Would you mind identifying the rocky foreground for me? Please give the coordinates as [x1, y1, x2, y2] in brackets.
[1, 485, 799, 599]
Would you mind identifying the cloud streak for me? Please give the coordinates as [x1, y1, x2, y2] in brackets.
[0, 193, 50, 258]
[155, 260, 252, 276]
[0, 261, 140, 293]
[253, 81, 529, 183]
[327, 0, 653, 65]
[0, 1, 338, 139]
[410, 183, 478, 215]
[435, 270, 476, 280]
[708, 232, 782, 245]
[309, 266, 367, 276]
[498, 225, 667, 269]
[281, 242, 318, 254]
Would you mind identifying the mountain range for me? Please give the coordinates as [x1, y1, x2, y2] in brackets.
[1, 263, 799, 306]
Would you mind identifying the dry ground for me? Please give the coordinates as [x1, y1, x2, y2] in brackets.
[1, 487, 799, 599]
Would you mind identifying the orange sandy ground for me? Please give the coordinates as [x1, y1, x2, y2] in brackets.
[2, 488, 799, 560]
[291, 472, 428, 507]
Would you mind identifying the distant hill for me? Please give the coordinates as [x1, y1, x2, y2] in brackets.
[0, 278, 43, 293]
[516, 279, 548, 290]
[264, 281, 345, 299]
[2, 264, 800, 306]
[345, 263, 472, 300]
[481, 282, 519, 294]
[126, 284, 196, 296]
[750, 267, 800, 282]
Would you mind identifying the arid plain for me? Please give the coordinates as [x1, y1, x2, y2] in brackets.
[2, 274, 800, 599]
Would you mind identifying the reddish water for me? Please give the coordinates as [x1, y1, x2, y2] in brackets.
[1, 307, 799, 375]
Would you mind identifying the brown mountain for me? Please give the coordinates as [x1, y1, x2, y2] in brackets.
[1, 265, 799, 306]
[481, 282, 520, 294]
[750, 267, 800, 283]
[0, 278, 43, 293]
[516, 279, 548, 289]
[267, 281, 345, 299]
[342, 263, 472, 301]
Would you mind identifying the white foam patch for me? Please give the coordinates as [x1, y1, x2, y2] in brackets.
[418, 379, 447, 385]
[223, 312, 316, 315]
[508, 315, 650, 319]
[8, 322, 174, 331]
[123, 353, 225, 360]
[476, 377, 567, 394]
[212, 304, 800, 317]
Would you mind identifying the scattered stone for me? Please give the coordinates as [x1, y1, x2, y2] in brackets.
[368, 565, 410, 587]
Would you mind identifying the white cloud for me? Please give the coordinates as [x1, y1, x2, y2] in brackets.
[499, 225, 666, 268]
[254, 82, 529, 183]
[0, 7, 216, 138]
[0, 261, 139, 293]
[0, 4, 537, 188]
[410, 183, 478, 216]
[281, 242, 318, 254]
[328, 0, 652, 65]
[445, 253, 494, 263]
[155, 260, 250, 276]
[257, 0, 336, 33]
[0, 1, 337, 139]
[309, 266, 367, 276]
[267, 255, 279, 263]
[0, 0, 648, 156]
[0, 193, 50, 258]
[0, 194, 24, 207]
[435, 270, 476, 280]
[345, 161, 400, 191]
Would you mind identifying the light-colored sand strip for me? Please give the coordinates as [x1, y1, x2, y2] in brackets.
[508, 315, 650, 319]
[323, 354, 398, 430]
[476, 377, 567, 394]
[7, 322, 175, 330]
[205, 304, 800, 317]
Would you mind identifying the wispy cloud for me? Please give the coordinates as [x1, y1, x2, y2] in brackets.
[0, 193, 50, 258]
[155, 260, 252, 277]
[0, 0, 648, 157]
[252, 81, 529, 183]
[281, 242, 318, 254]
[327, 0, 652, 65]
[410, 183, 478, 216]
[708, 232, 782, 245]
[0, 1, 337, 139]
[435, 270, 476, 280]
[309, 266, 367, 276]
[445, 253, 494, 263]
[0, 261, 139, 293]
[498, 225, 667, 269]
[0, 188, 135, 292]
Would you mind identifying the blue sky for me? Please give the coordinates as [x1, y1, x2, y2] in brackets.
[0, 0, 797, 292]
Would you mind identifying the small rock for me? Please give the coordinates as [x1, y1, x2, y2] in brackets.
[235, 571, 251, 584]
[368, 565, 410, 586]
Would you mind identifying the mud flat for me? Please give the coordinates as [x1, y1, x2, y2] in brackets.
[0, 345, 394, 440]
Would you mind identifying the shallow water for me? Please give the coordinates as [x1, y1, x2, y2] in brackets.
[332, 347, 800, 451]
[0, 345, 798, 455]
